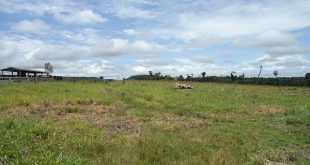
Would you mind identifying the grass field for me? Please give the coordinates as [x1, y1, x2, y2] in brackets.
[0, 81, 309, 164]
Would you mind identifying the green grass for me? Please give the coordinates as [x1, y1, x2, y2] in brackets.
[0, 81, 309, 164]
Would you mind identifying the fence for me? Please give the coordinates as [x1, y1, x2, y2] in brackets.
[0, 77, 53, 83]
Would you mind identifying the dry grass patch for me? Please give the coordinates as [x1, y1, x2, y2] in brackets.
[101, 118, 142, 135]
[252, 105, 285, 115]
[0, 100, 145, 135]
[149, 113, 210, 132]
[256, 145, 310, 165]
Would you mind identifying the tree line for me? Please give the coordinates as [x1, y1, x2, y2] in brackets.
[127, 70, 310, 87]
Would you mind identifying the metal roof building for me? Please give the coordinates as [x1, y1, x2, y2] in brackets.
[0, 67, 49, 77]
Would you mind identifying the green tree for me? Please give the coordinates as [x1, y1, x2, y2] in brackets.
[201, 72, 206, 78]
[230, 71, 237, 82]
[305, 73, 310, 86]
[177, 75, 184, 81]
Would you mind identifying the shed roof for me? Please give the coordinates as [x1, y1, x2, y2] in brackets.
[1, 67, 46, 73]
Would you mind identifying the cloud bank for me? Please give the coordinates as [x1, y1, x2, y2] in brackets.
[0, 0, 309, 78]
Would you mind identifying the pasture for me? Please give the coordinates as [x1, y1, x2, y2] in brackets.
[0, 81, 309, 164]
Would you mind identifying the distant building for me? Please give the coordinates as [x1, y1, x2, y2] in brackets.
[0, 67, 49, 77]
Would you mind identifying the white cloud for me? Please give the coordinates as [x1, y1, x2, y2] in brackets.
[0, 34, 88, 72]
[136, 58, 174, 66]
[123, 29, 140, 36]
[239, 30, 298, 48]
[234, 30, 303, 56]
[1, 1, 310, 78]
[0, 1, 107, 24]
[132, 1, 310, 41]
[190, 55, 214, 64]
[11, 19, 51, 33]
[31, 46, 85, 61]
[105, 0, 156, 19]
[0, 41, 17, 58]
[55, 9, 107, 24]
[254, 55, 309, 67]
[132, 66, 148, 73]
[0, 1, 52, 15]
[91, 39, 164, 57]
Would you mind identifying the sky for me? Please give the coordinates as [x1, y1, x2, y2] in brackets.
[0, 0, 310, 79]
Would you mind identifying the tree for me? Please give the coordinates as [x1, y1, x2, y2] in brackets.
[44, 62, 53, 75]
[273, 70, 278, 77]
[230, 71, 237, 82]
[149, 71, 153, 77]
[177, 75, 184, 81]
[305, 73, 310, 79]
[186, 74, 193, 81]
[154, 72, 161, 77]
[273, 70, 279, 86]
[241, 73, 245, 78]
[305, 73, 310, 86]
[154, 72, 161, 80]
[164, 75, 173, 80]
[238, 73, 245, 81]
[201, 72, 206, 79]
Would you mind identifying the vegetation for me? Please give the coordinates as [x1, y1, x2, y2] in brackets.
[128, 73, 310, 87]
[0, 81, 309, 164]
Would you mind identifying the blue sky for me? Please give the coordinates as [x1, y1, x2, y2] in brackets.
[0, 0, 309, 79]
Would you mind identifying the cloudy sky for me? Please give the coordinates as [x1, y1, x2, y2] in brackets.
[0, 0, 310, 78]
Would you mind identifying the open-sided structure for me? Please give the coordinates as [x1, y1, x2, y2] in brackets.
[0, 67, 49, 77]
